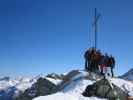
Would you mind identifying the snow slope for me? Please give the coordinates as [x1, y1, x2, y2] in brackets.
[0, 70, 133, 100]
[33, 92, 107, 100]
[33, 78, 106, 100]
[33, 70, 133, 100]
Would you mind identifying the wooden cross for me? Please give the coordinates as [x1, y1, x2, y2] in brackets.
[93, 8, 100, 49]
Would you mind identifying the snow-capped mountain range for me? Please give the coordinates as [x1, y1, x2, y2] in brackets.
[120, 68, 133, 81]
[0, 76, 38, 99]
[0, 69, 133, 100]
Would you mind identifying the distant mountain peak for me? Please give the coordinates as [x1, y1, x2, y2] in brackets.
[0, 76, 10, 81]
[120, 68, 133, 81]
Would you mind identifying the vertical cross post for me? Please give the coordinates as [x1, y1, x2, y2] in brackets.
[95, 8, 97, 49]
[94, 8, 100, 49]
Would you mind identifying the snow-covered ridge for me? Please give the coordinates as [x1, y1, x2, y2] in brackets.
[0, 69, 133, 100]
[120, 68, 133, 81]
[33, 70, 133, 100]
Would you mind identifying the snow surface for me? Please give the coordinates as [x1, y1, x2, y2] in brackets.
[33, 71, 133, 100]
[111, 78, 133, 97]
[45, 77, 62, 85]
[33, 92, 106, 100]
[0, 70, 133, 100]
[33, 77, 106, 100]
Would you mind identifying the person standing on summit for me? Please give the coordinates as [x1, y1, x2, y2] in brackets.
[109, 55, 115, 77]
[84, 48, 91, 71]
[99, 53, 109, 76]
[84, 47, 96, 72]
[94, 50, 102, 72]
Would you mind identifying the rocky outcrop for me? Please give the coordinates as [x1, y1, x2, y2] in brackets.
[16, 77, 59, 100]
[46, 73, 64, 80]
[83, 78, 128, 100]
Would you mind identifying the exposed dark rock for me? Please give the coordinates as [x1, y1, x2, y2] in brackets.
[83, 78, 128, 100]
[0, 86, 17, 100]
[16, 77, 59, 100]
[0, 76, 10, 81]
[46, 73, 64, 80]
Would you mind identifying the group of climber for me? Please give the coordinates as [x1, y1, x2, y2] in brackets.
[84, 47, 115, 77]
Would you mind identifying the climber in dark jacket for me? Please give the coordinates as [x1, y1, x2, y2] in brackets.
[84, 47, 97, 72]
[94, 50, 102, 72]
[84, 48, 92, 71]
[89, 47, 96, 72]
[109, 55, 115, 77]
[84, 49, 89, 71]
[99, 55, 105, 75]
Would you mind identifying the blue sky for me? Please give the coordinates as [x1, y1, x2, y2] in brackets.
[0, 0, 133, 77]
